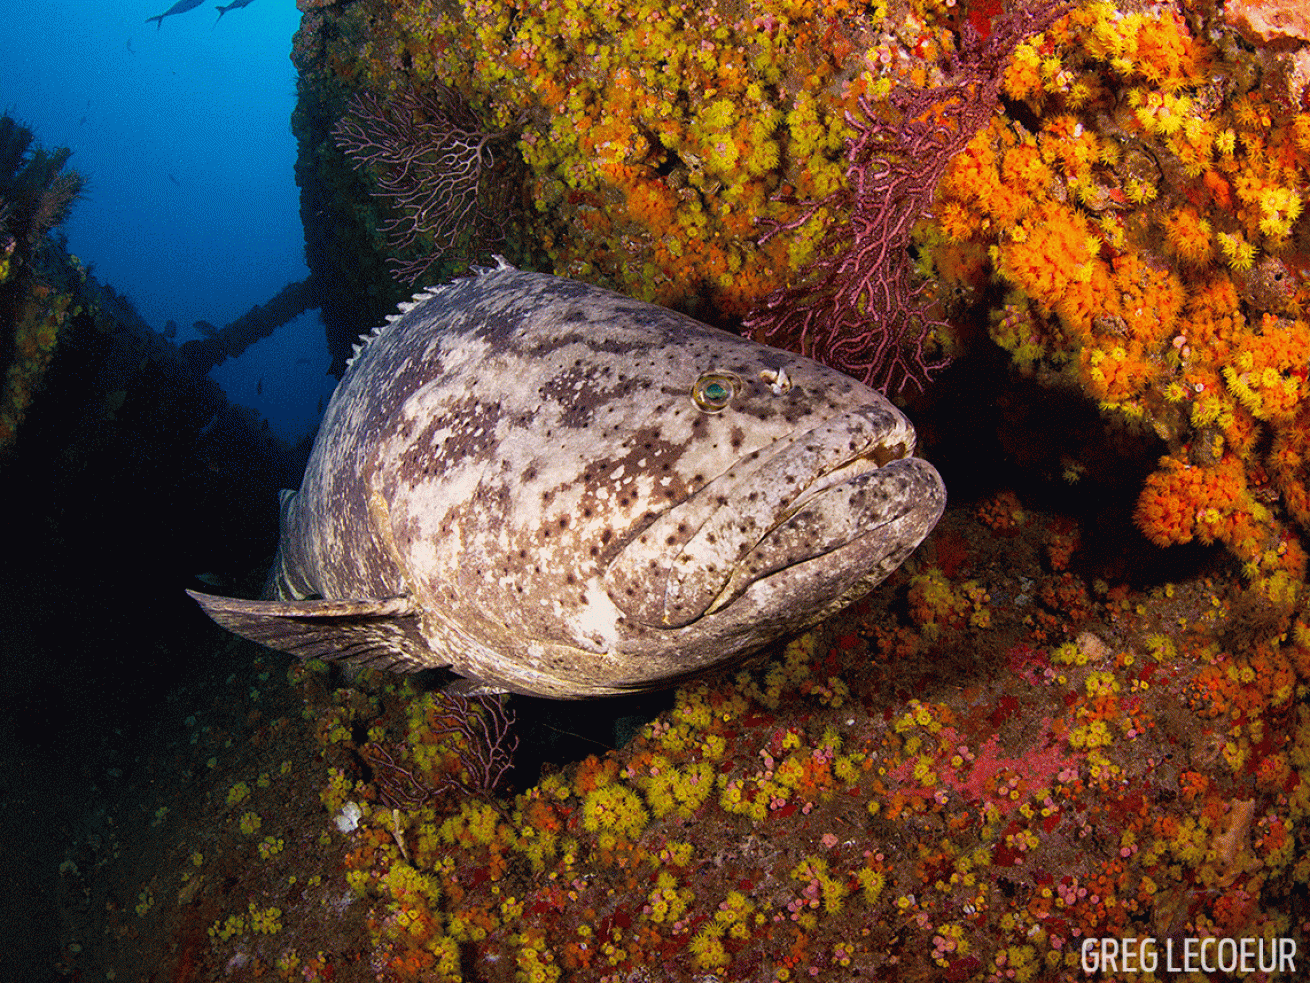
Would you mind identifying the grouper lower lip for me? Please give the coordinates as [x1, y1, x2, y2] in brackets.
[704, 455, 945, 617]
[603, 405, 925, 628]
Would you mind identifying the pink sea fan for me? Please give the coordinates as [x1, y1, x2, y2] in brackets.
[744, 1, 1072, 395]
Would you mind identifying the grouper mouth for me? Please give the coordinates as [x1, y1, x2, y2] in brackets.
[604, 406, 943, 628]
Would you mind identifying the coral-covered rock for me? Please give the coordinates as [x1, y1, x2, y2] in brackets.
[1224, 0, 1310, 48]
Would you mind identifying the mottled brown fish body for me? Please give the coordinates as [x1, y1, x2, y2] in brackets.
[190, 262, 945, 697]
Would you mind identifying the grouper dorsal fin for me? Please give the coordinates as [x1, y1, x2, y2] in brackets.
[186, 590, 439, 673]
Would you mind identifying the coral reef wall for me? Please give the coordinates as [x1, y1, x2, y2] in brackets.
[291, 0, 987, 370]
[925, 0, 1310, 611]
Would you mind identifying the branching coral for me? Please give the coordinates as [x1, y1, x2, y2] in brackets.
[364, 690, 518, 809]
[333, 84, 519, 284]
[744, 0, 1074, 394]
[0, 115, 83, 257]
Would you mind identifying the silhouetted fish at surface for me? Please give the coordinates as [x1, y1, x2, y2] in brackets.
[216, 0, 258, 22]
[147, 0, 205, 28]
[189, 261, 946, 698]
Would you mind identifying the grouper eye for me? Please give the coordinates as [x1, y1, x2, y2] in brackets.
[691, 372, 741, 413]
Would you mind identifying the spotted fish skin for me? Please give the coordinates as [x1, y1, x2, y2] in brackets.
[189, 261, 945, 698]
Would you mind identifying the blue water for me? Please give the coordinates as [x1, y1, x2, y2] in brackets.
[0, 0, 336, 442]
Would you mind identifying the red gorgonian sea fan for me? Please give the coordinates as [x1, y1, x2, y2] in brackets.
[743, 1, 1073, 396]
[363, 692, 519, 808]
[332, 84, 515, 285]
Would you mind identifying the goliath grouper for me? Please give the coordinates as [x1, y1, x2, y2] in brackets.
[189, 261, 945, 697]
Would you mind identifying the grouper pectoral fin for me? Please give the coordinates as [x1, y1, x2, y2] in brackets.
[186, 590, 440, 672]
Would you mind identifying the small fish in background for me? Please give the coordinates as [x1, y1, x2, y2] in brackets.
[168, 174, 181, 187]
[190, 261, 946, 699]
[146, 0, 206, 28]
[215, 0, 258, 23]
[256, 376, 263, 396]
